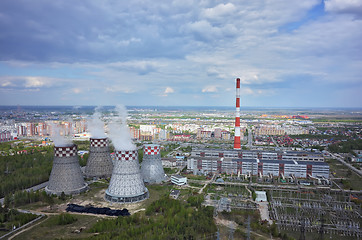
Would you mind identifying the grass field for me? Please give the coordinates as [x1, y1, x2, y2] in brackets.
[326, 158, 362, 190]
[13, 214, 102, 240]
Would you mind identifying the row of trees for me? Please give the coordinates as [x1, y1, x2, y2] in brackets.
[3, 190, 56, 208]
[88, 197, 217, 239]
[0, 207, 37, 232]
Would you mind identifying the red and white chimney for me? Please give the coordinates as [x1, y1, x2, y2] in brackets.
[234, 78, 241, 150]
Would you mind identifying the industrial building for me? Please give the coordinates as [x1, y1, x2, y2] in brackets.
[84, 137, 113, 178]
[187, 157, 329, 179]
[46, 144, 88, 195]
[171, 175, 187, 185]
[191, 148, 324, 162]
[105, 150, 149, 203]
[141, 144, 165, 184]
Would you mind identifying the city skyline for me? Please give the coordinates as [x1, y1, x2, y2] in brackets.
[0, 0, 361, 107]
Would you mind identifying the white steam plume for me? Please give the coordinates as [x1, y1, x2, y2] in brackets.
[88, 107, 106, 138]
[50, 122, 73, 147]
[108, 105, 136, 151]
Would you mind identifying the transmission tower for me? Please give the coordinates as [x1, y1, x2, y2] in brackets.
[246, 215, 251, 240]
[318, 214, 325, 240]
[299, 218, 306, 240]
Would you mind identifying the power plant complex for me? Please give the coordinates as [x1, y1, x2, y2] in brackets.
[46, 144, 88, 195]
[45, 77, 329, 204]
[84, 137, 113, 178]
[141, 144, 165, 184]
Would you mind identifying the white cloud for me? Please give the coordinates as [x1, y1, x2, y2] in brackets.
[325, 0, 362, 15]
[105, 86, 135, 93]
[164, 87, 174, 94]
[160, 87, 175, 97]
[201, 3, 237, 20]
[72, 88, 82, 94]
[202, 85, 218, 93]
[24, 77, 51, 87]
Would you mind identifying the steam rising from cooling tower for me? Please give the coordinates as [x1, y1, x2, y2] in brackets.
[234, 78, 241, 150]
[51, 123, 72, 147]
[108, 105, 136, 151]
[105, 105, 149, 203]
[85, 107, 113, 178]
[88, 107, 106, 138]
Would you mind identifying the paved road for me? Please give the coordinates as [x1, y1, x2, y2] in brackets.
[258, 202, 272, 225]
[270, 136, 279, 148]
[0, 181, 49, 205]
[167, 145, 181, 157]
[188, 178, 362, 194]
[198, 173, 216, 194]
[329, 152, 362, 177]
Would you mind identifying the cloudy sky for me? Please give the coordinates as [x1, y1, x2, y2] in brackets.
[0, 0, 361, 107]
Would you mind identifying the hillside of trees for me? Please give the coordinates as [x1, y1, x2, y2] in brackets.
[87, 196, 217, 239]
[0, 148, 53, 198]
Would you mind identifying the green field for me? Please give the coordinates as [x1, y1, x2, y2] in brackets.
[326, 158, 362, 190]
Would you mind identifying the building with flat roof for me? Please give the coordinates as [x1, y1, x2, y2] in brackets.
[191, 148, 324, 162]
[171, 175, 187, 185]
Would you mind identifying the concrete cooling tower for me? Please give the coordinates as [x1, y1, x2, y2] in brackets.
[46, 144, 88, 195]
[141, 144, 165, 184]
[105, 150, 149, 203]
[85, 138, 113, 178]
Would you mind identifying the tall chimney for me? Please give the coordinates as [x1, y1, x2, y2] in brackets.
[234, 78, 241, 150]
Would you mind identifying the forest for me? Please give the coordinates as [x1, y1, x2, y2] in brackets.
[328, 139, 362, 154]
[86, 196, 217, 239]
[0, 147, 53, 198]
[0, 207, 37, 232]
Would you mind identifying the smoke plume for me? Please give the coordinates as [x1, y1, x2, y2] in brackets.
[51, 122, 73, 147]
[88, 107, 106, 138]
[108, 105, 136, 151]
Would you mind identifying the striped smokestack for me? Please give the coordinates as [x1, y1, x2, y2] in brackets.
[234, 78, 241, 150]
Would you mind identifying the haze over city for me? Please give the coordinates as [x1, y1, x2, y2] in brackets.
[0, 0, 362, 107]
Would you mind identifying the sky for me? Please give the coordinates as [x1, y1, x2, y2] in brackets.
[0, 0, 361, 108]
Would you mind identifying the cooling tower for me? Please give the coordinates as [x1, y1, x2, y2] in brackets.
[84, 138, 113, 178]
[105, 150, 149, 203]
[141, 144, 165, 184]
[45, 144, 88, 195]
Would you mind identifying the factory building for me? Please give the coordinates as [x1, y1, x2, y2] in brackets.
[171, 175, 187, 185]
[46, 144, 88, 195]
[191, 148, 324, 162]
[187, 157, 329, 179]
